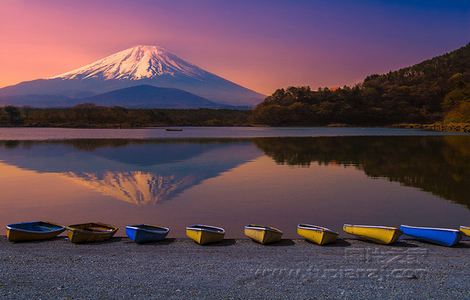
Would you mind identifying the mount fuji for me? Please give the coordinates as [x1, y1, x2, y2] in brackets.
[0, 45, 265, 108]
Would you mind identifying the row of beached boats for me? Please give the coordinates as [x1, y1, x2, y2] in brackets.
[4, 221, 470, 246]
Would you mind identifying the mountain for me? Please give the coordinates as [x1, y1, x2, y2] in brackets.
[0, 94, 72, 107]
[74, 85, 224, 108]
[253, 43, 470, 125]
[0, 45, 265, 107]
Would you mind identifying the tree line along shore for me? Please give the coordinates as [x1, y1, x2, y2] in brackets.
[0, 105, 468, 132]
[0, 106, 252, 128]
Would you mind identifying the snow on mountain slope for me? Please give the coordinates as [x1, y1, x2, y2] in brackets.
[0, 45, 265, 107]
[52, 45, 207, 80]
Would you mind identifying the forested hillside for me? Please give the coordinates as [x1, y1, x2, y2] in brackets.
[253, 43, 470, 125]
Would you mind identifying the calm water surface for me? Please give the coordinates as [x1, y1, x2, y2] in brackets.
[0, 126, 467, 140]
[0, 127, 469, 237]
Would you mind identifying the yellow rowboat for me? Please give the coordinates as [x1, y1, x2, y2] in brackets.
[66, 223, 118, 243]
[343, 224, 402, 245]
[297, 224, 338, 245]
[186, 224, 225, 245]
[244, 224, 283, 245]
[6, 221, 65, 242]
[460, 226, 470, 237]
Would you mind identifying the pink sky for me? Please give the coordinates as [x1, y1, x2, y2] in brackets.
[1, 0, 469, 95]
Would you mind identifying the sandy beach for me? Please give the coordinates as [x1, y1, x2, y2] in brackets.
[0, 237, 469, 299]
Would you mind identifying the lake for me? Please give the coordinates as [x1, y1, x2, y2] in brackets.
[0, 127, 469, 237]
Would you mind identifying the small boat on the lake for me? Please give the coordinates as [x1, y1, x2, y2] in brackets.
[297, 224, 338, 245]
[6, 221, 65, 242]
[186, 224, 225, 245]
[126, 224, 170, 244]
[400, 225, 462, 247]
[165, 128, 183, 132]
[343, 224, 402, 245]
[66, 223, 118, 243]
[244, 224, 283, 245]
[460, 226, 470, 237]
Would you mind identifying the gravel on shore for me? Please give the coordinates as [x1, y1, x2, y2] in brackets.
[0, 237, 469, 299]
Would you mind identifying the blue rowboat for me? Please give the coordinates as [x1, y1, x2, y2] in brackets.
[400, 225, 462, 247]
[6, 221, 65, 242]
[126, 224, 170, 244]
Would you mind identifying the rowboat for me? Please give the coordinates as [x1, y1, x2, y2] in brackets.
[126, 224, 170, 244]
[6, 221, 65, 242]
[244, 224, 283, 245]
[186, 224, 225, 245]
[343, 224, 402, 245]
[460, 226, 470, 237]
[400, 225, 462, 247]
[297, 224, 338, 245]
[66, 223, 118, 243]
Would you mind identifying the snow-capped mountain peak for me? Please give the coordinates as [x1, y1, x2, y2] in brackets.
[2, 45, 265, 106]
[52, 45, 206, 80]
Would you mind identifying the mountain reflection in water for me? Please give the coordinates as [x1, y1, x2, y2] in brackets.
[0, 136, 469, 237]
[0, 137, 469, 208]
[0, 139, 262, 204]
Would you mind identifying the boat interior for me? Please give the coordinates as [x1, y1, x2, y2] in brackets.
[128, 225, 169, 232]
[8, 222, 63, 232]
[188, 225, 225, 233]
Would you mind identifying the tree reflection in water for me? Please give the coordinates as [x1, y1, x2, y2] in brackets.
[254, 136, 470, 209]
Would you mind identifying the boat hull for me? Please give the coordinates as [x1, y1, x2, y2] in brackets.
[126, 225, 169, 244]
[297, 224, 338, 245]
[6, 221, 65, 242]
[66, 223, 118, 244]
[400, 225, 462, 247]
[244, 225, 283, 245]
[343, 224, 401, 245]
[186, 225, 225, 245]
[460, 226, 470, 237]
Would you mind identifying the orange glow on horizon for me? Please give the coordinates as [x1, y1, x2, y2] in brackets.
[1, 1, 468, 95]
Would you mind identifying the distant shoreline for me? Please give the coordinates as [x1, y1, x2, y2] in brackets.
[1, 123, 469, 133]
[1, 103, 467, 131]
[1, 106, 469, 132]
[393, 122, 470, 133]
